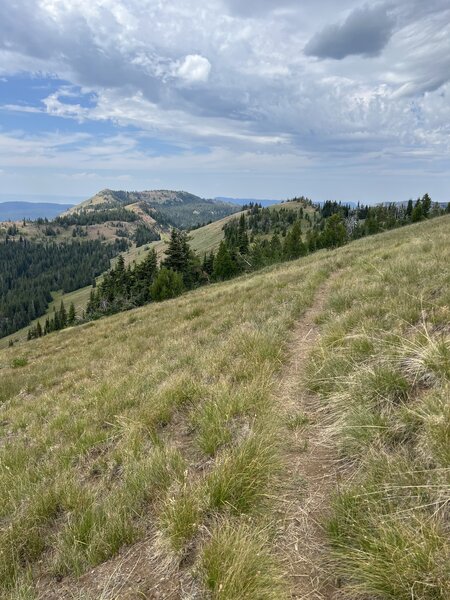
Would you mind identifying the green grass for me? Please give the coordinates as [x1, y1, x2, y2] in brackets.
[305, 216, 450, 599]
[201, 520, 285, 599]
[1, 214, 449, 598]
[0, 239, 334, 597]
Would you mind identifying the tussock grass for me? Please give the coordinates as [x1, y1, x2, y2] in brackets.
[159, 484, 201, 552]
[205, 432, 279, 514]
[305, 216, 450, 598]
[201, 520, 286, 600]
[0, 243, 333, 596]
[1, 215, 449, 597]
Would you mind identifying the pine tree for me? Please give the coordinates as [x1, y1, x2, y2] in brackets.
[412, 200, 424, 223]
[141, 248, 158, 283]
[406, 199, 413, 218]
[150, 268, 184, 301]
[238, 213, 249, 253]
[163, 229, 198, 287]
[59, 301, 67, 328]
[36, 321, 43, 337]
[250, 239, 265, 269]
[213, 241, 238, 280]
[53, 310, 61, 331]
[321, 214, 348, 248]
[68, 302, 76, 325]
[421, 193, 431, 218]
[270, 233, 282, 261]
[283, 220, 306, 259]
[164, 230, 188, 273]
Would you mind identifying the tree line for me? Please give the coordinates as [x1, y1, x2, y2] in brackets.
[24, 193, 449, 342]
[55, 208, 139, 227]
[1, 237, 127, 339]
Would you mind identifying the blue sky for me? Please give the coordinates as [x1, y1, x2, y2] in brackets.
[0, 0, 449, 204]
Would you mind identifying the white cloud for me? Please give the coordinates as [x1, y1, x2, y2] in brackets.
[176, 54, 211, 83]
[0, 0, 449, 200]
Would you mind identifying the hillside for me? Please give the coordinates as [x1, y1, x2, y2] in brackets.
[0, 189, 241, 341]
[0, 200, 315, 347]
[1, 215, 448, 599]
[66, 188, 239, 230]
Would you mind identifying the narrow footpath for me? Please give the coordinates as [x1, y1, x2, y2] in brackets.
[277, 274, 341, 599]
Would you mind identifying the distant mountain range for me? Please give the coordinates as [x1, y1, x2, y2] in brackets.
[0, 190, 240, 230]
[215, 196, 281, 207]
[0, 202, 74, 221]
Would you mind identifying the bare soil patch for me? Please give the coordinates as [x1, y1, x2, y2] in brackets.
[277, 274, 342, 599]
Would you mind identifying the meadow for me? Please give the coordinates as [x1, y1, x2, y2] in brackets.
[0, 215, 449, 599]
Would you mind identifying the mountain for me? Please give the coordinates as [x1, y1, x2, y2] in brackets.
[67, 188, 239, 229]
[2, 214, 448, 598]
[215, 196, 281, 207]
[0, 201, 74, 221]
[0, 189, 240, 342]
[0, 188, 239, 259]
[0, 199, 315, 348]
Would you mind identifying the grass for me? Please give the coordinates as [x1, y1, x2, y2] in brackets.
[305, 217, 450, 598]
[201, 520, 285, 599]
[0, 200, 315, 350]
[0, 239, 334, 598]
[1, 214, 449, 598]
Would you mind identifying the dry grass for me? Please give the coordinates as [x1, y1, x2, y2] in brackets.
[305, 216, 450, 599]
[0, 242, 334, 598]
[1, 215, 449, 598]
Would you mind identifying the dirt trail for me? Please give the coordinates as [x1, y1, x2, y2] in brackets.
[37, 275, 341, 600]
[277, 274, 341, 599]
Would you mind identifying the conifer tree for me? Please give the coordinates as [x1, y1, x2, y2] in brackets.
[412, 200, 424, 223]
[283, 220, 307, 259]
[270, 233, 282, 261]
[321, 214, 348, 248]
[68, 302, 76, 325]
[238, 213, 249, 253]
[406, 199, 413, 218]
[59, 301, 67, 329]
[202, 252, 215, 276]
[150, 268, 184, 301]
[421, 193, 431, 218]
[213, 241, 237, 280]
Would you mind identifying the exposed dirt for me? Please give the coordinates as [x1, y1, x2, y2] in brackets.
[35, 274, 343, 600]
[277, 273, 343, 599]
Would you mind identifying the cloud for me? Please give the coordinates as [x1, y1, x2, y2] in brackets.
[176, 54, 211, 83]
[0, 0, 450, 201]
[223, 0, 299, 17]
[304, 4, 395, 59]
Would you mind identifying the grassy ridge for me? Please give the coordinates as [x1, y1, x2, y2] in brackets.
[306, 216, 450, 598]
[1, 215, 449, 598]
[0, 201, 313, 349]
[0, 243, 335, 598]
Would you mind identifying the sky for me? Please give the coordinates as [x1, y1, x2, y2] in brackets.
[0, 0, 449, 204]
